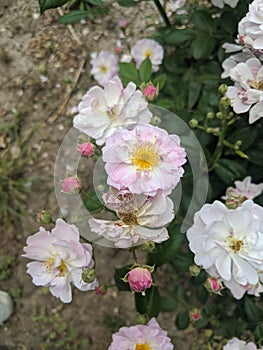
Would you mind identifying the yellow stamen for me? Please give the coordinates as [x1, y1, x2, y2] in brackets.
[130, 141, 159, 172]
[118, 212, 138, 225]
[99, 65, 108, 73]
[135, 344, 151, 350]
[45, 256, 68, 276]
[248, 80, 263, 90]
[144, 50, 152, 59]
[229, 238, 244, 253]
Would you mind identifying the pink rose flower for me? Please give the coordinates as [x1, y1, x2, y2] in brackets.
[109, 318, 174, 350]
[61, 176, 81, 194]
[77, 141, 94, 157]
[128, 267, 153, 294]
[102, 124, 186, 196]
[22, 219, 98, 303]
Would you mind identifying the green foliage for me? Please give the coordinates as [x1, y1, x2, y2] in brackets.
[38, 0, 68, 14]
[0, 255, 16, 281]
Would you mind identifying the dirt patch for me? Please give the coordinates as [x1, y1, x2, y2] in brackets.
[0, 1, 195, 349]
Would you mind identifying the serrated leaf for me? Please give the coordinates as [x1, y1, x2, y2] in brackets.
[153, 74, 166, 90]
[192, 10, 214, 34]
[118, 62, 139, 86]
[164, 28, 195, 45]
[191, 35, 216, 60]
[114, 266, 132, 291]
[175, 310, 190, 330]
[139, 58, 152, 82]
[159, 296, 178, 312]
[118, 0, 137, 6]
[38, 0, 68, 14]
[215, 159, 247, 184]
[58, 10, 88, 24]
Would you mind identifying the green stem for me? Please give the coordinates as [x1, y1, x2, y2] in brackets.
[152, 0, 171, 28]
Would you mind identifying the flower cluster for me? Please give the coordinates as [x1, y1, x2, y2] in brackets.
[23, 219, 98, 303]
[187, 176, 263, 300]
[221, 0, 263, 123]
[90, 38, 164, 86]
[109, 318, 174, 350]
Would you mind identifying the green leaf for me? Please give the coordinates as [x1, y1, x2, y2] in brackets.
[58, 10, 88, 24]
[228, 127, 258, 150]
[215, 159, 247, 184]
[155, 99, 175, 109]
[164, 28, 195, 45]
[192, 10, 214, 33]
[188, 81, 202, 109]
[159, 296, 178, 312]
[118, 62, 139, 86]
[244, 296, 261, 322]
[196, 285, 209, 304]
[85, 0, 102, 5]
[217, 318, 247, 338]
[139, 58, 152, 82]
[153, 74, 167, 90]
[118, 0, 137, 6]
[135, 286, 161, 317]
[82, 190, 103, 213]
[114, 266, 132, 291]
[38, 0, 68, 14]
[220, 11, 238, 35]
[175, 310, 190, 330]
[191, 35, 216, 60]
[254, 324, 263, 342]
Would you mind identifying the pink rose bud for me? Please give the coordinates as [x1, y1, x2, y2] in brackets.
[118, 19, 127, 28]
[128, 267, 152, 295]
[143, 84, 158, 101]
[204, 277, 223, 295]
[61, 176, 81, 194]
[189, 308, 202, 322]
[77, 141, 94, 157]
[35, 210, 52, 224]
[95, 285, 107, 296]
[115, 46, 122, 54]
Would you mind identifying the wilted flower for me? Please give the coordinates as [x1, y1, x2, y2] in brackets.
[131, 38, 164, 72]
[89, 188, 174, 248]
[109, 318, 174, 350]
[22, 219, 98, 303]
[73, 76, 152, 146]
[223, 176, 263, 201]
[77, 141, 94, 157]
[127, 266, 153, 294]
[102, 124, 186, 196]
[61, 176, 81, 194]
[211, 0, 239, 9]
[187, 200, 263, 298]
[226, 57, 263, 123]
[90, 51, 119, 86]
[223, 337, 258, 350]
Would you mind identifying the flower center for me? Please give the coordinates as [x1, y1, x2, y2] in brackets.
[228, 238, 244, 253]
[144, 50, 152, 59]
[106, 105, 119, 121]
[135, 344, 151, 350]
[118, 212, 138, 225]
[248, 79, 263, 90]
[99, 65, 108, 74]
[130, 142, 160, 172]
[45, 256, 68, 277]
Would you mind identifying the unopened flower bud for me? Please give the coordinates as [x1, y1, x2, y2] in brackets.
[142, 83, 159, 101]
[189, 119, 198, 128]
[61, 176, 81, 194]
[206, 112, 214, 119]
[115, 46, 122, 54]
[95, 285, 107, 295]
[189, 265, 201, 277]
[140, 241, 155, 253]
[127, 266, 153, 295]
[218, 84, 228, 95]
[82, 268, 96, 283]
[36, 210, 53, 224]
[220, 96, 230, 108]
[189, 308, 202, 322]
[77, 141, 94, 157]
[216, 112, 223, 119]
[204, 277, 223, 295]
